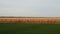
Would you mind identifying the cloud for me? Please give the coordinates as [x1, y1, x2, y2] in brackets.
[0, 0, 60, 17]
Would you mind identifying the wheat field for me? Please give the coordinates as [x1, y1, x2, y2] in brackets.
[0, 17, 60, 24]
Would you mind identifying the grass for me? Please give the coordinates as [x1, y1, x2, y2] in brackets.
[0, 23, 60, 34]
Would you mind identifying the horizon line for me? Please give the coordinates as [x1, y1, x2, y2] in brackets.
[0, 16, 60, 18]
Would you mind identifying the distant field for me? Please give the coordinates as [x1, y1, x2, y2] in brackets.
[0, 23, 60, 34]
[0, 17, 60, 24]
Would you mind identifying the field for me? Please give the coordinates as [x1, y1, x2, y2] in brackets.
[0, 24, 60, 34]
[0, 17, 60, 34]
[0, 17, 60, 24]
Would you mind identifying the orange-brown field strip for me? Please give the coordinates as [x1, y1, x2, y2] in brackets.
[0, 18, 60, 24]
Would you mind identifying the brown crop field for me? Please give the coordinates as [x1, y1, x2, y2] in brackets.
[0, 17, 60, 24]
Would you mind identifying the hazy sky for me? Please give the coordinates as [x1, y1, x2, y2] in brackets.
[0, 0, 60, 17]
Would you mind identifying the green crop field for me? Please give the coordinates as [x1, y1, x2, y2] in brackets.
[0, 23, 60, 34]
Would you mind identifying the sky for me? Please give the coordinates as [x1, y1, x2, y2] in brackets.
[0, 0, 60, 17]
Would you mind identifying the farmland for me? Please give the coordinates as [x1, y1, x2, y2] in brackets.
[0, 17, 60, 34]
[0, 17, 60, 24]
[0, 24, 60, 34]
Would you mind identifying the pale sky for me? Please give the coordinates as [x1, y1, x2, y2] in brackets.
[0, 0, 60, 17]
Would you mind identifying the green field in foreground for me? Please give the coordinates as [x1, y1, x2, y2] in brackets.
[0, 23, 60, 34]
